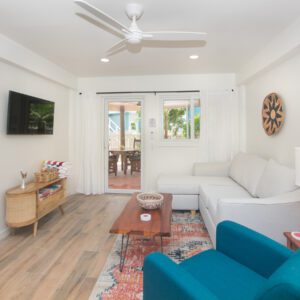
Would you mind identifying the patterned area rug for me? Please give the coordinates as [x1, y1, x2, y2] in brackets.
[89, 212, 212, 300]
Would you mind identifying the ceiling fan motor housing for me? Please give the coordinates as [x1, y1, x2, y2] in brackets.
[126, 31, 142, 44]
[125, 3, 144, 44]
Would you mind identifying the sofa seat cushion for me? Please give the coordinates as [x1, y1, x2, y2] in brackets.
[157, 175, 234, 195]
[229, 152, 267, 197]
[157, 175, 202, 194]
[172, 195, 199, 210]
[180, 249, 266, 300]
[199, 184, 252, 223]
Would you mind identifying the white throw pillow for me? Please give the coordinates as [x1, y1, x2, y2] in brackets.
[256, 159, 298, 198]
[229, 152, 267, 196]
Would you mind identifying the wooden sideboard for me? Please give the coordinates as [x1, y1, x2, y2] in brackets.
[6, 178, 67, 236]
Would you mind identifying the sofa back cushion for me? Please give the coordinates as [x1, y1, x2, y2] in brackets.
[229, 153, 267, 196]
[256, 159, 298, 198]
[256, 250, 300, 300]
[193, 162, 230, 177]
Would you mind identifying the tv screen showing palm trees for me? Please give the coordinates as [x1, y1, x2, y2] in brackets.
[7, 91, 55, 134]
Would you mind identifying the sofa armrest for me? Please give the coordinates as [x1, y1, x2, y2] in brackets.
[144, 252, 217, 300]
[219, 188, 300, 205]
[193, 161, 231, 176]
[216, 191, 300, 245]
[216, 221, 293, 278]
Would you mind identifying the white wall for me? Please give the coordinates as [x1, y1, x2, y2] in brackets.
[244, 51, 300, 166]
[237, 16, 300, 84]
[78, 73, 236, 192]
[0, 60, 70, 238]
[0, 34, 77, 89]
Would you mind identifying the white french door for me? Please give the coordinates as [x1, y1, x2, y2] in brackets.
[104, 96, 144, 193]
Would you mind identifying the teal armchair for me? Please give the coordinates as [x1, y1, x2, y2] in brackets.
[144, 221, 300, 300]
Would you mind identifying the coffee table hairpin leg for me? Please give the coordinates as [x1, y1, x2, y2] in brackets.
[119, 234, 130, 272]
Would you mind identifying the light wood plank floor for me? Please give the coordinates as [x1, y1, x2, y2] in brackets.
[0, 193, 129, 300]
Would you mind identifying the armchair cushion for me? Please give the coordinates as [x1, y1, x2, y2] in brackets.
[216, 221, 292, 278]
[180, 249, 267, 300]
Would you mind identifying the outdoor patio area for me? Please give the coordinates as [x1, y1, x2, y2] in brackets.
[109, 167, 140, 190]
[108, 101, 141, 191]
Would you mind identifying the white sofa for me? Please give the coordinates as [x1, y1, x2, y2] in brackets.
[157, 153, 300, 246]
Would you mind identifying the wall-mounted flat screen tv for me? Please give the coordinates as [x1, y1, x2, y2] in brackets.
[7, 91, 55, 135]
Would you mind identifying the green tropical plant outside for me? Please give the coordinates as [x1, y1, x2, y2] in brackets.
[164, 108, 200, 138]
[194, 113, 200, 138]
[166, 108, 186, 137]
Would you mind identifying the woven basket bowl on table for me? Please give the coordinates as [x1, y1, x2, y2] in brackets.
[136, 193, 164, 210]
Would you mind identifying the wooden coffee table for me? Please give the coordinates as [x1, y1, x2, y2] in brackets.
[110, 192, 172, 271]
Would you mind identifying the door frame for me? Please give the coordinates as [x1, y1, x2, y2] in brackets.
[103, 95, 145, 193]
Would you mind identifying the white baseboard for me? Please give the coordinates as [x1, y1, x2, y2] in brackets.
[0, 227, 10, 240]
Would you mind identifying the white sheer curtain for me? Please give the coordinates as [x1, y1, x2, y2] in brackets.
[71, 92, 103, 194]
[200, 90, 240, 162]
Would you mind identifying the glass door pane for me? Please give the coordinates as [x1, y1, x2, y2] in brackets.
[107, 101, 141, 191]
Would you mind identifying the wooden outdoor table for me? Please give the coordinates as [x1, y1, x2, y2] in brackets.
[109, 148, 140, 174]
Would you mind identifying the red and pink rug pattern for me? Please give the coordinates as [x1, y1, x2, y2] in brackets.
[89, 212, 212, 300]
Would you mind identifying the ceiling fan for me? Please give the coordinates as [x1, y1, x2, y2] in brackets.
[74, 0, 207, 55]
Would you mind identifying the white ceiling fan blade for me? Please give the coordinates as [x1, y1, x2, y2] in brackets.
[106, 45, 127, 57]
[106, 39, 128, 54]
[74, 0, 130, 33]
[143, 31, 207, 41]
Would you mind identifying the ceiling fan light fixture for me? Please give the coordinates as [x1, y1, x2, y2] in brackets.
[189, 55, 199, 60]
[126, 33, 142, 44]
[127, 37, 141, 44]
[101, 58, 110, 63]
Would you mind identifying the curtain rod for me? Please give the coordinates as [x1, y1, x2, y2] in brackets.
[95, 90, 200, 95]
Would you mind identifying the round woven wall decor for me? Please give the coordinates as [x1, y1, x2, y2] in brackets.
[262, 93, 285, 136]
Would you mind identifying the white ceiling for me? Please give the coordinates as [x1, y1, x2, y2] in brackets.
[0, 0, 300, 77]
